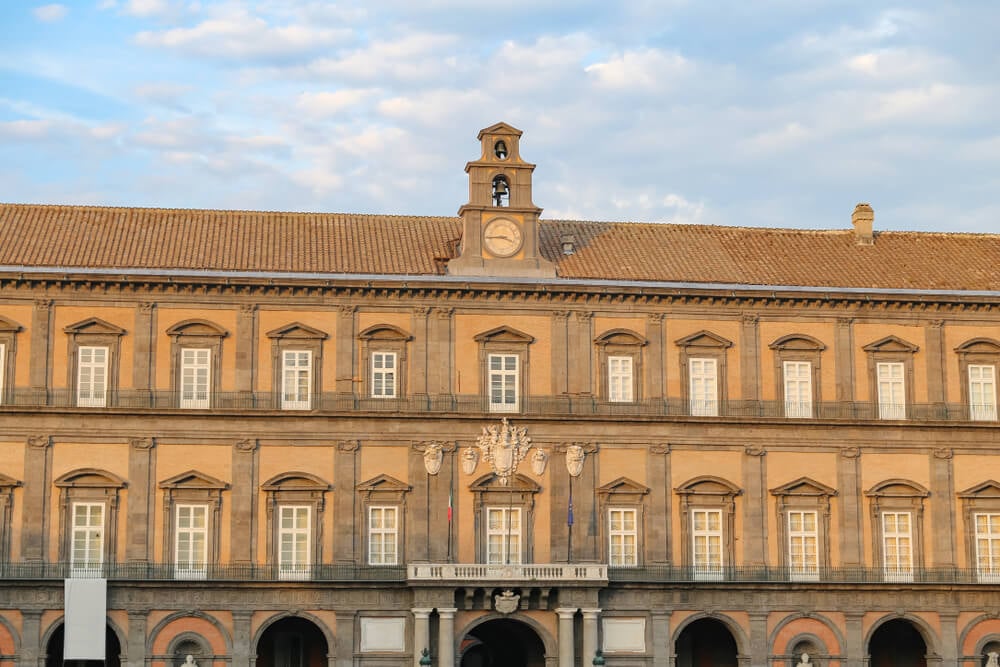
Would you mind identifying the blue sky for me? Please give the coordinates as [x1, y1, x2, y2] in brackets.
[1, 1, 998, 233]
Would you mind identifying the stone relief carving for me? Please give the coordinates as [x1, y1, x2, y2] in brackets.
[744, 445, 766, 457]
[27, 435, 51, 449]
[494, 589, 520, 614]
[477, 418, 531, 486]
[530, 448, 548, 476]
[235, 438, 257, 452]
[461, 447, 479, 475]
[421, 442, 443, 476]
[840, 446, 861, 459]
[933, 448, 953, 459]
[337, 440, 360, 452]
[130, 437, 155, 450]
[650, 443, 671, 455]
[566, 444, 586, 478]
[797, 653, 811, 666]
[986, 652, 999, 667]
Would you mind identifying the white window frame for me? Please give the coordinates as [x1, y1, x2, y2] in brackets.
[689, 358, 718, 416]
[877, 361, 906, 420]
[969, 364, 998, 421]
[281, 350, 312, 410]
[76, 345, 108, 407]
[608, 356, 634, 403]
[608, 508, 637, 567]
[975, 512, 1000, 583]
[71, 501, 104, 577]
[180, 347, 212, 409]
[783, 360, 813, 418]
[174, 503, 209, 579]
[787, 510, 819, 581]
[486, 506, 521, 564]
[367, 505, 399, 565]
[371, 351, 397, 398]
[882, 511, 913, 582]
[691, 508, 723, 580]
[488, 354, 519, 413]
[278, 505, 311, 580]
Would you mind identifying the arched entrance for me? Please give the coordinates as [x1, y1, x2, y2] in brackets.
[44, 624, 122, 667]
[256, 617, 328, 667]
[869, 619, 927, 667]
[459, 618, 546, 667]
[675, 618, 738, 667]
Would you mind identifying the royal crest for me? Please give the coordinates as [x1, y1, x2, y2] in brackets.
[477, 418, 532, 486]
[494, 589, 520, 614]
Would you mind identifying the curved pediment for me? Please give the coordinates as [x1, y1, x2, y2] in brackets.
[865, 478, 929, 498]
[674, 330, 733, 350]
[358, 324, 412, 342]
[0, 472, 22, 488]
[470, 472, 540, 493]
[266, 322, 329, 340]
[54, 468, 127, 488]
[675, 475, 742, 497]
[261, 471, 331, 491]
[958, 480, 1000, 499]
[63, 317, 126, 336]
[598, 476, 650, 497]
[0, 315, 24, 333]
[862, 335, 918, 354]
[769, 334, 826, 352]
[166, 319, 229, 338]
[594, 328, 647, 347]
[159, 470, 230, 490]
[955, 338, 1000, 354]
[474, 326, 535, 345]
[770, 476, 837, 497]
[356, 474, 411, 493]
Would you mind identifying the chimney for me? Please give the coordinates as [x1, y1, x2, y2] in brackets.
[852, 203, 874, 245]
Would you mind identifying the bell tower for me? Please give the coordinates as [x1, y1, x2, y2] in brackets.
[447, 122, 556, 278]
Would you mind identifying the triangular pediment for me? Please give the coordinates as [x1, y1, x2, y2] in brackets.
[0, 316, 23, 333]
[266, 321, 329, 340]
[356, 474, 411, 493]
[862, 335, 918, 353]
[769, 334, 826, 352]
[470, 473, 541, 493]
[166, 319, 228, 338]
[54, 468, 127, 488]
[595, 329, 647, 347]
[958, 480, 1000, 498]
[261, 471, 331, 491]
[0, 472, 22, 488]
[675, 330, 733, 349]
[478, 122, 523, 139]
[675, 475, 742, 496]
[63, 317, 126, 336]
[358, 324, 412, 342]
[474, 326, 535, 344]
[159, 469, 229, 490]
[865, 478, 929, 497]
[770, 476, 837, 497]
[955, 338, 1000, 354]
[597, 476, 650, 496]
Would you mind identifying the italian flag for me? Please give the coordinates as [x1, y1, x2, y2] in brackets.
[447, 484, 453, 523]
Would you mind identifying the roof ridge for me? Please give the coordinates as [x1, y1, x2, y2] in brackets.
[0, 202, 459, 221]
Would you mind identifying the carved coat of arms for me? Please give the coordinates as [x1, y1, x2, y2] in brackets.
[477, 418, 532, 486]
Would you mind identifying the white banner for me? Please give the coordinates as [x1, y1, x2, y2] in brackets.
[64, 578, 107, 660]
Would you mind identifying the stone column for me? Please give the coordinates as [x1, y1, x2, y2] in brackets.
[333, 440, 359, 564]
[551, 443, 571, 562]
[647, 445, 671, 564]
[126, 610, 148, 667]
[438, 608, 457, 667]
[939, 612, 958, 667]
[230, 438, 258, 564]
[126, 438, 156, 563]
[335, 305, 356, 394]
[835, 317, 855, 402]
[556, 608, 576, 667]
[334, 611, 355, 667]
[235, 304, 257, 394]
[231, 611, 253, 667]
[925, 320, 946, 406]
[412, 608, 432, 667]
[408, 443, 431, 563]
[837, 447, 863, 567]
[582, 609, 600, 667]
[930, 448, 956, 568]
[551, 311, 570, 396]
[749, 612, 768, 667]
[21, 435, 52, 561]
[411, 307, 430, 396]
[651, 611, 670, 667]
[568, 312, 593, 395]
[645, 314, 665, 401]
[428, 308, 454, 396]
[740, 314, 760, 403]
[21, 611, 42, 667]
[30, 299, 52, 393]
[742, 446, 767, 567]
[844, 612, 864, 667]
[133, 302, 156, 392]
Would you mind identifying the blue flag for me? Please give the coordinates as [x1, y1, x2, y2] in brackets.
[567, 482, 574, 526]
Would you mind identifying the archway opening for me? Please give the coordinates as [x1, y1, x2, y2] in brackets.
[45, 624, 122, 667]
[256, 617, 328, 667]
[869, 619, 927, 667]
[459, 617, 545, 667]
[675, 618, 738, 667]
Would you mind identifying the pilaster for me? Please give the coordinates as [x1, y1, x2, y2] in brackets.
[21, 610, 43, 667]
[582, 609, 600, 667]
[749, 612, 768, 667]
[740, 314, 760, 402]
[930, 448, 956, 567]
[230, 438, 258, 565]
[551, 311, 570, 396]
[651, 611, 670, 667]
[568, 312, 593, 395]
[408, 442, 430, 563]
[556, 608, 576, 667]
[334, 440, 359, 564]
[133, 302, 156, 391]
[412, 609, 432, 667]
[429, 444, 456, 562]
[550, 442, 571, 563]
[837, 446, 863, 567]
[235, 304, 257, 393]
[126, 610, 148, 667]
[835, 317, 855, 402]
[844, 612, 864, 667]
[646, 313, 665, 400]
[411, 307, 430, 396]
[335, 305, 356, 394]
[939, 612, 958, 667]
[925, 320, 946, 405]
[29, 299, 52, 390]
[647, 444, 671, 564]
[21, 435, 51, 561]
[428, 308, 454, 396]
[742, 446, 767, 566]
[231, 611, 253, 667]
[126, 438, 156, 563]
[438, 608, 457, 667]
[334, 610, 355, 667]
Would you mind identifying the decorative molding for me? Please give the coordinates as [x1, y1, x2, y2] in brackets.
[130, 437, 156, 450]
[741, 313, 759, 325]
[565, 444, 586, 478]
[413, 306, 431, 317]
[139, 302, 156, 313]
[476, 418, 532, 486]
[840, 446, 861, 459]
[337, 439, 360, 452]
[338, 305, 357, 316]
[933, 448, 954, 460]
[744, 445, 766, 457]
[27, 435, 51, 449]
[647, 313, 665, 323]
[461, 447, 479, 475]
[650, 443, 671, 455]
[33, 298, 53, 310]
[530, 448, 548, 476]
[235, 438, 257, 452]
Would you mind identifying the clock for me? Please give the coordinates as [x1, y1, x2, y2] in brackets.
[483, 218, 523, 258]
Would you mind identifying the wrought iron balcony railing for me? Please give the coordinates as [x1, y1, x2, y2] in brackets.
[1, 388, 997, 424]
[0, 561, 406, 582]
[606, 564, 1000, 585]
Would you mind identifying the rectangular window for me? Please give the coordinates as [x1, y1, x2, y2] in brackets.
[689, 358, 718, 416]
[608, 356, 634, 403]
[282, 350, 312, 410]
[486, 507, 521, 564]
[882, 511, 913, 582]
[975, 513, 1000, 583]
[278, 505, 311, 580]
[180, 348, 211, 409]
[970, 364, 998, 421]
[77, 346, 108, 407]
[175, 504, 208, 579]
[783, 361, 813, 418]
[488, 354, 519, 413]
[608, 508, 637, 567]
[71, 502, 104, 577]
[787, 510, 819, 581]
[877, 362, 906, 419]
[368, 506, 398, 565]
[371, 352, 397, 398]
[691, 508, 723, 580]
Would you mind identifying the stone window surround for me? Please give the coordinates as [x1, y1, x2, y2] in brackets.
[470, 472, 540, 564]
[474, 326, 534, 411]
[355, 474, 411, 566]
[862, 335, 919, 417]
[166, 319, 229, 407]
[955, 338, 1000, 417]
[158, 470, 229, 570]
[675, 475, 742, 570]
[55, 468, 127, 567]
[261, 472, 332, 571]
[865, 479, 929, 575]
[957, 480, 1000, 579]
[266, 322, 329, 408]
[594, 328, 647, 403]
[770, 476, 837, 574]
[0, 473, 21, 563]
[359, 324, 412, 399]
[597, 477, 650, 566]
[675, 331, 733, 415]
[63, 317, 126, 406]
[769, 334, 826, 413]
[0, 316, 22, 404]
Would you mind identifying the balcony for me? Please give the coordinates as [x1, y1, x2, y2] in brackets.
[0, 389, 996, 423]
[407, 563, 608, 584]
[0, 561, 406, 582]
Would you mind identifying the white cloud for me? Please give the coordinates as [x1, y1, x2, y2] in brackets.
[133, 82, 193, 108]
[96, 0, 117, 9]
[585, 48, 690, 90]
[296, 89, 380, 117]
[33, 4, 69, 21]
[123, 0, 170, 16]
[285, 33, 462, 82]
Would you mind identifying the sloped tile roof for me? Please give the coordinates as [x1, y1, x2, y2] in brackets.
[1, 203, 999, 291]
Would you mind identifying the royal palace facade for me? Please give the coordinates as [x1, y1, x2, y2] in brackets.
[1, 123, 1000, 667]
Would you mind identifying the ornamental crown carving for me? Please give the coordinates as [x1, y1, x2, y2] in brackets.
[477, 418, 532, 486]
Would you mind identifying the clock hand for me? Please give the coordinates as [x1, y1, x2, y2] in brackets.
[487, 235, 512, 242]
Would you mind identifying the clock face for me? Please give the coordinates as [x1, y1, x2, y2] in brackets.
[483, 218, 523, 258]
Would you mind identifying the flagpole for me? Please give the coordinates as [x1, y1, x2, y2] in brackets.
[567, 475, 574, 562]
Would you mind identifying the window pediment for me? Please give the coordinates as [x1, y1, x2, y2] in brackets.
[474, 326, 535, 345]
[769, 334, 826, 352]
[63, 317, 126, 336]
[958, 480, 1000, 499]
[594, 329, 647, 347]
[359, 324, 412, 342]
[675, 475, 742, 497]
[166, 319, 229, 338]
[862, 335, 918, 354]
[0, 472, 21, 488]
[770, 476, 837, 498]
[159, 470, 229, 491]
[266, 322, 329, 340]
[0, 316, 23, 333]
[955, 338, 1000, 354]
[470, 472, 541, 493]
[674, 330, 733, 350]
[597, 476, 650, 502]
[262, 471, 332, 492]
[55, 468, 127, 488]
[865, 479, 929, 498]
[356, 474, 411, 494]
